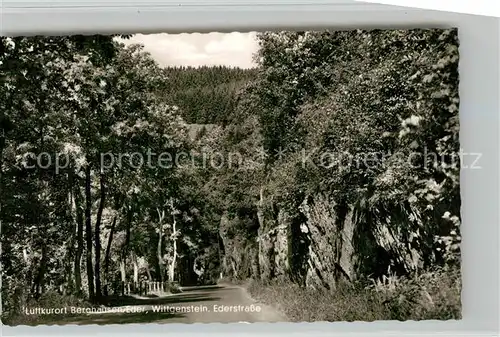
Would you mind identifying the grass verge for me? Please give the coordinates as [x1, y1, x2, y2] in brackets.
[246, 266, 461, 322]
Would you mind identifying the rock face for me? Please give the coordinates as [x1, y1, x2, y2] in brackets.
[220, 192, 426, 290]
[257, 209, 289, 281]
[299, 195, 356, 289]
[219, 212, 259, 281]
[273, 214, 289, 277]
[219, 193, 359, 289]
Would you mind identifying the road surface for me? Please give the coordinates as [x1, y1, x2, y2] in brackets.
[56, 284, 287, 325]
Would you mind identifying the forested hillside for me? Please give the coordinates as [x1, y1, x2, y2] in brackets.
[161, 66, 257, 124]
[1, 28, 461, 325]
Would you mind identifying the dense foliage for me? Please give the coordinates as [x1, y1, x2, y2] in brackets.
[0, 37, 242, 323]
[215, 28, 460, 276]
[210, 28, 460, 319]
[1, 28, 460, 324]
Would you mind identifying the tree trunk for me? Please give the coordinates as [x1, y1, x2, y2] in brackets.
[104, 215, 117, 292]
[94, 173, 106, 299]
[168, 208, 178, 283]
[74, 184, 84, 295]
[157, 207, 165, 282]
[120, 260, 126, 283]
[65, 247, 74, 295]
[104, 193, 123, 294]
[65, 178, 75, 295]
[132, 253, 139, 284]
[120, 206, 133, 284]
[84, 165, 95, 300]
[34, 244, 48, 297]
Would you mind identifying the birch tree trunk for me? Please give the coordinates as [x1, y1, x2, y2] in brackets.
[157, 207, 165, 282]
[120, 260, 126, 283]
[168, 200, 178, 283]
[168, 214, 178, 283]
[133, 253, 139, 284]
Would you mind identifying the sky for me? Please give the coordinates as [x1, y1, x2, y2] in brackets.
[118, 32, 259, 69]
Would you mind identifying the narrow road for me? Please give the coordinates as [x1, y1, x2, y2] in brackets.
[58, 284, 287, 325]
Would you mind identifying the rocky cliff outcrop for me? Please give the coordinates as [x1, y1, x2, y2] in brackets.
[220, 192, 427, 290]
[298, 195, 356, 289]
[219, 212, 259, 280]
[256, 211, 289, 281]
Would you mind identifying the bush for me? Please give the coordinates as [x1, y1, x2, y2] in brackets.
[247, 266, 460, 322]
[165, 282, 183, 294]
[366, 266, 461, 320]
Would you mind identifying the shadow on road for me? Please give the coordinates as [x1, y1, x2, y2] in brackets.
[35, 293, 221, 326]
[101, 293, 220, 307]
[44, 311, 185, 326]
[180, 285, 224, 292]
